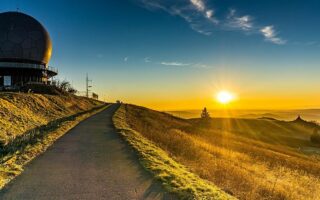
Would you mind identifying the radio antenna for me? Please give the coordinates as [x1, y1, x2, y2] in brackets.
[86, 73, 92, 98]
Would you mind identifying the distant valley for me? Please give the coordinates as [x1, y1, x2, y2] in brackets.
[168, 109, 320, 122]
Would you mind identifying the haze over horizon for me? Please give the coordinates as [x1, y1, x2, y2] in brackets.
[2, 0, 320, 110]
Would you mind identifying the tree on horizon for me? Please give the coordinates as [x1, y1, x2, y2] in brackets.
[201, 107, 210, 119]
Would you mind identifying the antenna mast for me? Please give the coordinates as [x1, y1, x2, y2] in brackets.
[86, 73, 92, 98]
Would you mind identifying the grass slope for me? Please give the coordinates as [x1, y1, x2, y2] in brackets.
[113, 104, 235, 200]
[0, 93, 102, 144]
[0, 92, 107, 188]
[188, 117, 318, 148]
[123, 104, 320, 200]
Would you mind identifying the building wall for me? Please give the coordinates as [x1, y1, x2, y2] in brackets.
[0, 68, 46, 88]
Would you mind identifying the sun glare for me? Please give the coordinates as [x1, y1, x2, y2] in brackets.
[216, 91, 234, 104]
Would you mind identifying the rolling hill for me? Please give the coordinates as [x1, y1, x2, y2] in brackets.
[118, 104, 320, 200]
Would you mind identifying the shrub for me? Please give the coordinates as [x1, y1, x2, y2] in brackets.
[53, 80, 77, 94]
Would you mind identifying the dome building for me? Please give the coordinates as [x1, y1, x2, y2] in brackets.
[0, 11, 57, 89]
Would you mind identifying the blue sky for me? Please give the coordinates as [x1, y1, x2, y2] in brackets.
[1, 0, 320, 109]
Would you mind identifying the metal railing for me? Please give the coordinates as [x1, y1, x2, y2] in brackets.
[0, 62, 45, 70]
[0, 62, 58, 74]
[47, 66, 58, 73]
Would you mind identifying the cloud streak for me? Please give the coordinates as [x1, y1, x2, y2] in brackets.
[139, 1, 286, 45]
[140, 0, 218, 35]
[225, 9, 286, 44]
[138, 56, 212, 69]
[190, 0, 205, 12]
[160, 62, 191, 66]
[189, 0, 217, 22]
[160, 61, 211, 68]
[260, 26, 286, 45]
[226, 9, 253, 31]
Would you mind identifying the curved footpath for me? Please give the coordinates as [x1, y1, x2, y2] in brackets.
[0, 104, 175, 200]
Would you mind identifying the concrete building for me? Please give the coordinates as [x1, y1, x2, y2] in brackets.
[0, 11, 57, 90]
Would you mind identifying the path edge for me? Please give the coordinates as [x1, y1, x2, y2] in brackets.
[0, 104, 111, 189]
[112, 104, 236, 200]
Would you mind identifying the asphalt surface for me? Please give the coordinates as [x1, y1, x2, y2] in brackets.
[0, 104, 175, 200]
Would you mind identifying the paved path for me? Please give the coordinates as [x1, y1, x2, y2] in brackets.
[0, 104, 175, 200]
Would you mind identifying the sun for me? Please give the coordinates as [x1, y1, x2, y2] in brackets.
[216, 90, 234, 104]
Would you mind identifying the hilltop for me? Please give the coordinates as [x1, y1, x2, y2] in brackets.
[188, 115, 319, 148]
[168, 109, 320, 122]
[115, 104, 320, 200]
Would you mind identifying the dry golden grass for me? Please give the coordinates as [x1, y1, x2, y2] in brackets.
[113, 104, 235, 200]
[124, 104, 320, 200]
[0, 105, 109, 188]
[0, 92, 107, 188]
[0, 92, 102, 145]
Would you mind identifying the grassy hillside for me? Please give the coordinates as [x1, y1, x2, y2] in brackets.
[0, 92, 107, 188]
[113, 104, 235, 200]
[188, 116, 318, 148]
[0, 92, 103, 146]
[123, 104, 320, 200]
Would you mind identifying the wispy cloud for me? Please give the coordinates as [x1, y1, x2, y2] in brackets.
[226, 9, 253, 31]
[138, 1, 287, 45]
[225, 9, 286, 44]
[190, 0, 205, 12]
[160, 61, 211, 68]
[206, 10, 213, 19]
[140, 0, 218, 35]
[160, 62, 191, 66]
[260, 26, 286, 45]
[190, 0, 218, 23]
[193, 63, 210, 68]
[124, 57, 129, 62]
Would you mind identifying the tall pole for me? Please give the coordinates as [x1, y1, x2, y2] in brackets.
[86, 73, 88, 98]
[86, 73, 92, 98]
